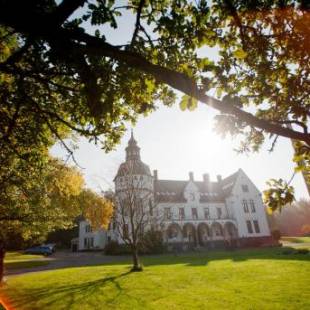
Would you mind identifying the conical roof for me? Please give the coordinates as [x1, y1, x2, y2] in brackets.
[114, 131, 151, 180]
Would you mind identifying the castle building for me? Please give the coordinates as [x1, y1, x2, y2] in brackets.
[78, 133, 272, 251]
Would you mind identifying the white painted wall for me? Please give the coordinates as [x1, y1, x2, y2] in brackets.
[78, 169, 271, 248]
[78, 220, 107, 250]
[229, 169, 271, 238]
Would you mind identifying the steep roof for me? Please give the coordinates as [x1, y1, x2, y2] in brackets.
[114, 160, 151, 180]
[154, 170, 241, 203]
[154, 180, 224, 203]
[114, 132, 151, 180]
[220, 170, 239, 197]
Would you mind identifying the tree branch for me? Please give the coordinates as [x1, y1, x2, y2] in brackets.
[51, 0, 87, 26]
[1, 10, 309, 146]
[130, 0, 146, 46]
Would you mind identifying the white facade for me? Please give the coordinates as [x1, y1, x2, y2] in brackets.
[78, 221, 107, 251]
[78, 134, 271, 251]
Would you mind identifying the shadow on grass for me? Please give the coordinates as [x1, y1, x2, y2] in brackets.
[140, 246, 310, 267]
[10, 270, 132, 309]
[4, 247, 309, 309]
[5, 261, 49, 270]
[5, 246, 310, 276]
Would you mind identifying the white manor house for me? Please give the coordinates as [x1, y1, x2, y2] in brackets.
[78, 133, 273, 251]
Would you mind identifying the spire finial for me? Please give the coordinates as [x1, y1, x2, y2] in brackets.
[131, 128, 134, 139]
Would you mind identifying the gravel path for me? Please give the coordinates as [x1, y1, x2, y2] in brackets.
[5, 251, 131, 277]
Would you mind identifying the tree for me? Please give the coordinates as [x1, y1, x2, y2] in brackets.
[0, 158, 84, 282]
[81, 189, 114, 232]
[113, 162, 161, 271]
[0, 1, 309, 208]
[272, 199, 310, 236]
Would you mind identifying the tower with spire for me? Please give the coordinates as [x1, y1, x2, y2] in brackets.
[125, 130, 141, 161]
[114, 131, 153, 193]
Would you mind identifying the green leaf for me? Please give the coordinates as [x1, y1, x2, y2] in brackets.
[179, 95, 189, 111]
[188, 97, 198, 111]
[233, 48, 248, 59]
[179, 95, 198, 111]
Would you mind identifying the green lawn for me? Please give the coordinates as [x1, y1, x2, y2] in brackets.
[281, 236, 310, 244]
[4, 252, 50, 270]
[2, 248, 310, 310]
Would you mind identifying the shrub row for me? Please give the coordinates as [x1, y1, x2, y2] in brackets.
[104, 230, 166, 255]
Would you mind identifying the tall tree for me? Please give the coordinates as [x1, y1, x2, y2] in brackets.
[113, 163, 161, 271]
[0, 1, 309, 208]
[0, 158, 83, 282]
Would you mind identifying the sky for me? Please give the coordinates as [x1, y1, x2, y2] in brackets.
[51, 3, 309, 200]
[51, 104, 308, 199]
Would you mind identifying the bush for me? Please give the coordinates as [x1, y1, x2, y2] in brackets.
[104, 241, 131, 255]
[140, 230, 166, 254]
[104, 230, 166, 256]
[296, 248, 309, 255]
[281, 248, 295, 255]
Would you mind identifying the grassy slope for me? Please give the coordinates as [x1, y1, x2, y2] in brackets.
[2, 248, 310, 310]
[4, 252, 49, 270]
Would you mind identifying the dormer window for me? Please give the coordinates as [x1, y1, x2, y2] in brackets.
[192, 208, 198, 220]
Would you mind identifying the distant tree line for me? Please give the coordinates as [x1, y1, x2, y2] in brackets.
[271, 200, 310, 236]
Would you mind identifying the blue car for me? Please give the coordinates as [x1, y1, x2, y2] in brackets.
[24, 246, 53, 256]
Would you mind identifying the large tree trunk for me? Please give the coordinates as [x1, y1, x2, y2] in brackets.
[131, 246, 142, 272]
[0, 241, 5, 283]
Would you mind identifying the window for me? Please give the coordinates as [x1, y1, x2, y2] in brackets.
[164, 207, 172, 220]
[179, 208, 185, 220]
[242, 184, 249, 192]
[253, 220, 260, 233]
[204, 207, 210, 219]
[84, 237, 94, 249]
[192, 208, 198, 220]
[216, 207, 222, 219]
[250, 200, 256, 213]
[85, 224, 92, 233]
[242, 200, 249, 213]
[246, 220, 253, 233]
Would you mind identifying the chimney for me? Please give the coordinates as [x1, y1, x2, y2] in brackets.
[203, 173, 210, 184]
[217, 174, 222, 183]
[153, 170, 158, 180]
[189, 171, 194, 181]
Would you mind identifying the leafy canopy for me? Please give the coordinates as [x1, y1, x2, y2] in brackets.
[0, 1, 309, 210]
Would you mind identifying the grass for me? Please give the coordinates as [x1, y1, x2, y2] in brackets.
[281, 236, 310, 244]
[4, 252, 50, 270]
[1, 247, 310, 310]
